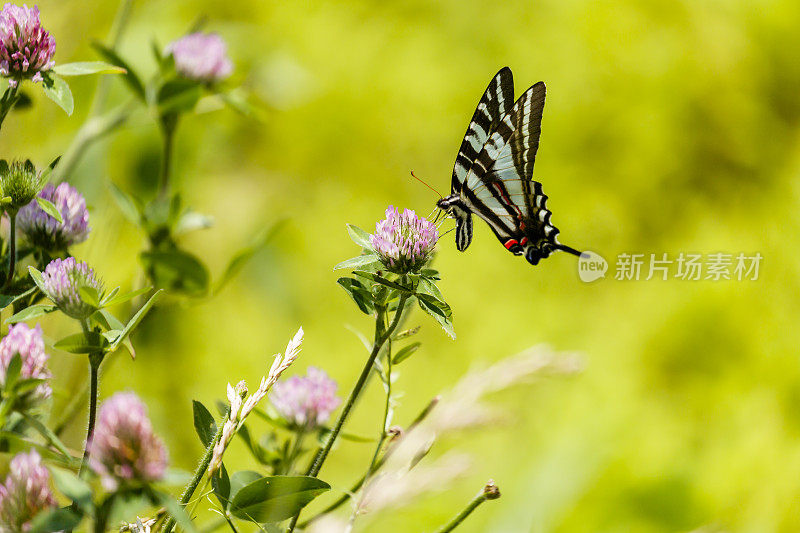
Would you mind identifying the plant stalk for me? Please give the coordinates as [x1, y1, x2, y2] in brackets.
[287, 293, 409, 532]
[433, 491, 491, 533]
[3, 210, 16, 289]
[162, 410, 229, 533]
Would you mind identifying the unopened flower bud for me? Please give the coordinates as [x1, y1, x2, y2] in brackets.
[387, 425, 403, 440]
[0, 160, 43, 210]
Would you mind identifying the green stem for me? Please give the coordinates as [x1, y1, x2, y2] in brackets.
[158, 115, 178, 198]
[284, 425, 308, 474]
[433, 492, 490, 533]
[3, 210, 16, 289]
[348, 344, 394, 528]
[287, 293, 409, 532]
[163, 410, 229, 533]
[78, 347, 102, 478]
[298, 395, 441, 528]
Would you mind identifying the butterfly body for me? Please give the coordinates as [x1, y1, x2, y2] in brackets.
[437, 67, 581, 265]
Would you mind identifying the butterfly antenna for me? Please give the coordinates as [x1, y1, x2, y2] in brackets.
[410, 171, 443, 199]
[554, 243, 583, 257]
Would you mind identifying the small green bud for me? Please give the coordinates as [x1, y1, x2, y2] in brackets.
[0, 159, 44, 211]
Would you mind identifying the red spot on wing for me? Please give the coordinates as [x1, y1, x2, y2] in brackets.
[504, 239, 519, 250]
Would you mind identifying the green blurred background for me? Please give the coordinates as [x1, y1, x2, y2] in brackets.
[3, 0, 800, 531]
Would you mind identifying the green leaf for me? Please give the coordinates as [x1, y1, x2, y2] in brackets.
[229, 475, 330, 523]
[92, 308, 125, 331]
[352, 270, 411, 292]
[100, 286, 150, 308]
[333, 254, 380, 271]
[346, 224, 373, 250]
[35, 197, 64, 224]
[107, 181, 142, 224]
[213, 219, 285, 295]
[91, 41, 146, 100]
[50, 467, 93, 512]
[53, 61, 126, 76]
[392, 342, 421, 364]
[78, 286, 100, 308]
[28, 508, 82, 533]
[158, 78, 202, 115]
[417, 294, 455, 339]
[41, 73, 73, 115]
[109, 289, 163, 352]
[5, 304, 56, 324]
[212, 464, 231, 509]
[417, 277, 444, 301]
[141, 250, 209, 296]
[4, 353, 21, 391]
[28, 266, 47, 294]
[192, 400, 217, 447]
[229, 471, 263, 502]
[337, 277, 374, 315]
[393, 325, 421, 340]
[53, 332, 108, 354]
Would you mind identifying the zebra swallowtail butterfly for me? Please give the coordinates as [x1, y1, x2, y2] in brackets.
[436, 67, 582, 265]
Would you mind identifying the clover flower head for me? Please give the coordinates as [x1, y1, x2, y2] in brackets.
[88, 392, 168, 491]
[168, 32, 232, 83]
[0, 450, 57, 532]
[0, 323, 51, 408]
[0, 3, 55, 87]
[270, 366, 341, 428]
[0, 159, 43, 210]
[41, 257, 102, 319]
[370, 206, 438, 273]
[18, 182, 90, 251]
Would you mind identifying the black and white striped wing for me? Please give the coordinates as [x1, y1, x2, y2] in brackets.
[451, 67, 515, 193]
[461, 83, 546, 241]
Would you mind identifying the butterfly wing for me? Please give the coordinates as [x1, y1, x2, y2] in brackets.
[460, 82, 578, 263]
[448, 68, 514, 251]
[460, 83, 546, 243]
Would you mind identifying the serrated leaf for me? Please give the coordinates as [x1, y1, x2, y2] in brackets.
[41, 73, 73, 115]
[417, 294, 455, 339]
[333, 254, 380, 271]
[192, 400, 217, 447]
[35, 197, 63, 224]
[5, 304, 56, 324]
[53, 331, 108, 354]
[346, 224, 373, 250]
[91, 42, 145, 100]
[392, 342, 421, 364]
[337, 277, 374, 315]
[229, 475, 330, 523]
[50, 467, 93, 512]
[53, 61, 126, 76]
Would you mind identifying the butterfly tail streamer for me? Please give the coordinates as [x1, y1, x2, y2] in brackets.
[554, 243, 583, 257]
